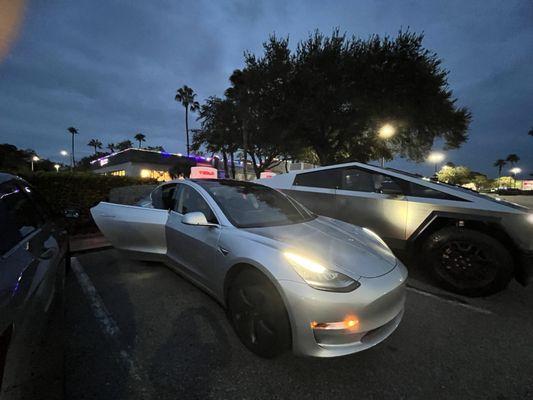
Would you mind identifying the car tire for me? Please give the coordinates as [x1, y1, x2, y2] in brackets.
[227, 269, 291, 358]
[422, 227, 513, 297]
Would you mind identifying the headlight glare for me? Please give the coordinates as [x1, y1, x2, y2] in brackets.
[284, 252, 360, 292]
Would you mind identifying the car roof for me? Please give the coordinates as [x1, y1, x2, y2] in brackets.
[0, 172, 21, 184]
[257, 162, 528, 214]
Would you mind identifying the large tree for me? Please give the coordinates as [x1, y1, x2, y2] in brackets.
[175, 85, 200, 156]
[193, 96, 242, 178]
[290, 30, 471, 165]
[196, 30, 471, 175]
[227, 36, 302, 178]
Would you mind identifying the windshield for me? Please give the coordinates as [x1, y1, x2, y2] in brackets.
[197, 180, 315, 228]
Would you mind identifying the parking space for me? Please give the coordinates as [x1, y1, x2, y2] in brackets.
[65, 249, 533, 400]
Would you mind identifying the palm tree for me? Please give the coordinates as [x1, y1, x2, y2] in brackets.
[506, 154, 520, 167]
[134, 133, 146, 149]
[494, 159, 506, 187]
[107, 143, 115, 153]
[87, 139, 103, 154]
[174, 85, 200, 156]
[494, 159, 506, 176]
[67, 126, 79, 168]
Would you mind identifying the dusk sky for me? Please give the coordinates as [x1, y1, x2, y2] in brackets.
[1, 0, 532, 177]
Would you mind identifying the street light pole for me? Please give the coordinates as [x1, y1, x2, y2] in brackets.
[510, 167, 521, 189]
[427, 152, 445, 176]
[31, 155, 39, 172]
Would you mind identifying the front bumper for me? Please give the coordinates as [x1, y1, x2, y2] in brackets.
[279, 263, 407, 357]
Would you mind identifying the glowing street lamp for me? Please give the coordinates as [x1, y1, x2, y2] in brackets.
[54, 164, 60, 173]
[378, 123, 396, 139]
[510, 167, 522, 189]
[427, 151, 445, 173]
[378, 123, 396, 167]
[60, 150, 68, 156]
[31, 155, 40, 172]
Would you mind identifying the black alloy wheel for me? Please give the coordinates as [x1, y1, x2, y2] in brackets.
[227, 269, 291, 358]
[422, 227, 513, 296]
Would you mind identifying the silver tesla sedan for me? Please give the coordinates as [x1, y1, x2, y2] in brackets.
[91, 179, 407, 358]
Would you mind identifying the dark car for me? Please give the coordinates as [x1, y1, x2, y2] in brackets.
[0, 173, 69, 397]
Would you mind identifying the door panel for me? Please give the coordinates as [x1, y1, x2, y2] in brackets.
[335, 167, 408, 246]
[91, 202, 168, 254]
[335, 190, 407, 247]
[166, 211, 221, 285]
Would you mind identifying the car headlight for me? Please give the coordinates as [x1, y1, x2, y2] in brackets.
[283, 252, 360, 292]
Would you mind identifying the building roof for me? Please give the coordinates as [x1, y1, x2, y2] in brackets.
[90, 148, 210, 169]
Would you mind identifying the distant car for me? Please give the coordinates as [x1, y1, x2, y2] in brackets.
[0, 173, 69, 394]
[257, 162, 533, 296]
[91, 179, 407, 358]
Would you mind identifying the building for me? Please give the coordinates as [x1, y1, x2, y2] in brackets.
[90, 148, 317, 181]
[90, 148, 213, 181]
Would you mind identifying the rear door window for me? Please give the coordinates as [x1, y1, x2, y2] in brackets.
[408, 182, 465, 201]
[293, 168, 341, 189]
[341, 168, 405, 195]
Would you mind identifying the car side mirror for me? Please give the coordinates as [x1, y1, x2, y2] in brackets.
[182, 212, 217, 227]
[63, 208, 80, 219]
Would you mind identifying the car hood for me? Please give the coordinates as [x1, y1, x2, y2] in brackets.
[244, 216, 397, 278]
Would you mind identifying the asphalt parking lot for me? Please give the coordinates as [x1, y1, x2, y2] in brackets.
[63, 249, 533, 400]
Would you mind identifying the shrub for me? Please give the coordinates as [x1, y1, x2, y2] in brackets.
[19, 172, 157, 235]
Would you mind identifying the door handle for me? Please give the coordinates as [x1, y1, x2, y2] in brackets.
[39, 247, 57, 260]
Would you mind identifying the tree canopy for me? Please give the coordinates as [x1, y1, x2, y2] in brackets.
[194, 30, 471, 177]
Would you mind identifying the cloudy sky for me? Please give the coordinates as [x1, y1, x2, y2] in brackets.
[1, 0, 532, 177]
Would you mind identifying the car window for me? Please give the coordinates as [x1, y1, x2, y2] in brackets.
[152, 183, 178, 209]
[0, 181, 44, 255]
[293, 168, 341, 189]
[408, 182, 465, 201]
[176, 185, 218, 224]
[200, 180, 315, 228]
[341, 168, 405, 195]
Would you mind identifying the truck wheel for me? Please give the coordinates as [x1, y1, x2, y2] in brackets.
[227, 269, 291, 358]
[422, 227, 513, 296]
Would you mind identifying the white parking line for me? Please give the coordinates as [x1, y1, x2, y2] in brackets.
[406, 285, 494, 315]
[70, 257, 144, 383]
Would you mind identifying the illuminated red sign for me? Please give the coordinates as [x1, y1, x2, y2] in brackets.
[260, 171, 276, 179]
[190, 166, 218, 179]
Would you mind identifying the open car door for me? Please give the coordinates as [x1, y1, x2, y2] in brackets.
[91, 202, 168, 255]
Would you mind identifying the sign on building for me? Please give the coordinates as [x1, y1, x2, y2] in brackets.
[522, 180, 533, 191]
[190, 166, 218, 179]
